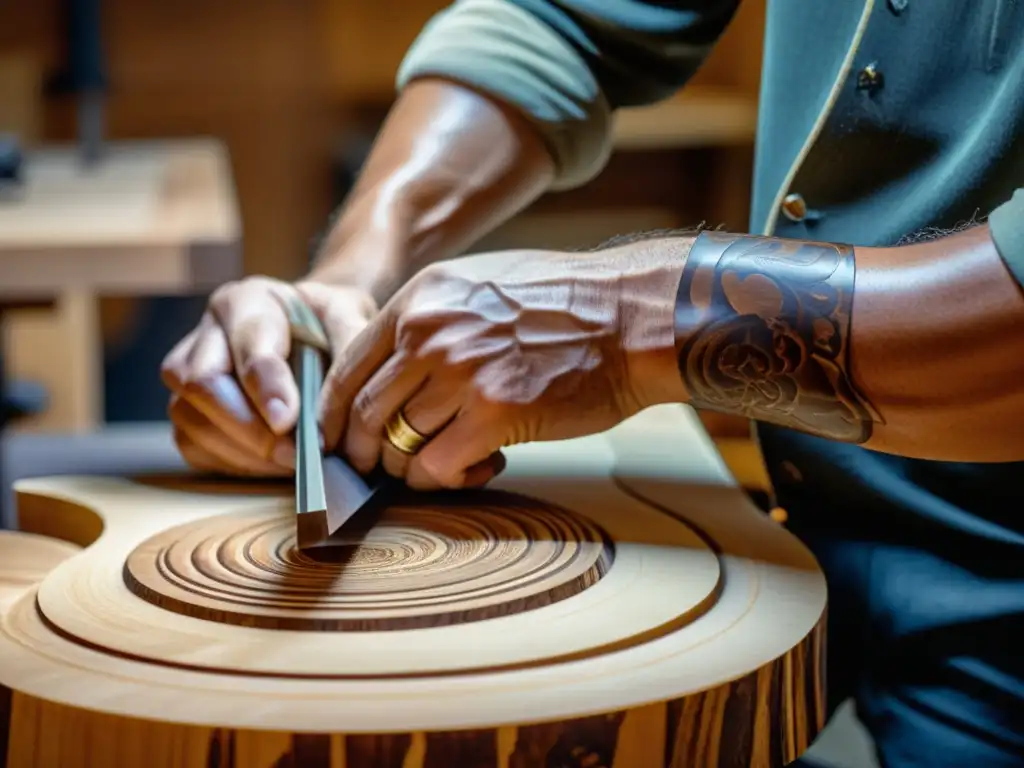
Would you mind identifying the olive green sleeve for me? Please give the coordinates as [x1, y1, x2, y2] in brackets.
[989, 189, 1024, 288]
[396, 0, 739, 190]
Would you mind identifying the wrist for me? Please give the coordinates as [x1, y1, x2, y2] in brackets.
[306, 189, 412, 299]
[603, 237, 695, 410]
[673, 231, 879, 443]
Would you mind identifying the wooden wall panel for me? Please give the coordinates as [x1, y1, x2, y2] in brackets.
[321, 0, 767, 103]
[0, 0, 337, 279]
[321, 0, 446, 102]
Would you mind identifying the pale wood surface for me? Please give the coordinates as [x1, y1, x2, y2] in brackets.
[0, 405, 826, 766]
[0, 138, 241, 298]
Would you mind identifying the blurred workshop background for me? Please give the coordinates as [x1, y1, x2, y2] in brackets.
[0, 3, 877, 765]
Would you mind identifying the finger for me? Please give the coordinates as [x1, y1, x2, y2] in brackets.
[298, 283, 376, 449]
[406, 405, 509, 489]
[298, 282, 376, 353]
[173, 428, 229, 475]
[178, 373, 287, 464]
[163, 318, 288, 463]
[379, 375, 464, 481]
[344, 350, 431, 474]
[170, 395, 292, 476]
[161, 323, 204, 393]
[186, 318, 234, 380]
[174, 427, 291, 478]
[407, 450, 506, 491]
[464, 451, 507, 488]
[319, 308, 398, 454]
[209, 280, 298, 435]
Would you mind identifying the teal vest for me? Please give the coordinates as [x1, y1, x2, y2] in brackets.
[752, 0, 1024, 243]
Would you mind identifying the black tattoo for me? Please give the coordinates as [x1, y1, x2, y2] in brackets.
[674, 231, 881, 443]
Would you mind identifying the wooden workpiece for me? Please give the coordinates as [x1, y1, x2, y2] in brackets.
[0, 138, 242, 432]
[0, 405, 826, 767]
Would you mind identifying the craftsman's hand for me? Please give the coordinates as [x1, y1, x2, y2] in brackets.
[161, 277, 377, 477]
[322, 243, 693, 490]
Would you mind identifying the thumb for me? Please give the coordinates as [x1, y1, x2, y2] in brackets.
[210, 278, 298, 435]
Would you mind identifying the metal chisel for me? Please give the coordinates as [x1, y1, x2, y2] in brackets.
[284, 294, 383, 549]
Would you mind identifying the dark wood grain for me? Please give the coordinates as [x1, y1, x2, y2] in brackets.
[513, 711, 628, 768]
[277, 735, 332, 768]
[205, 729, 236, 768]
[664, 626, 825, 767]
[345, 734, 413, 768]
[0, 683, 11, 767]
[423, 730, 498, 768]
[2, 613, 824, 768]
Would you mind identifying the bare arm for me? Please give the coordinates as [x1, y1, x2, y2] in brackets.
[307, 77, 556, 299]
[852, 224, 1024, 461]
[308, 0, 740, 300]
[671, 225, 1024, 462]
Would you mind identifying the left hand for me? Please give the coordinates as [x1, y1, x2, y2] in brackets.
[319, 243, 692, 490]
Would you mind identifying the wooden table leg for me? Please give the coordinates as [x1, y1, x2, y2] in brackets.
[2, 291, 102, 433]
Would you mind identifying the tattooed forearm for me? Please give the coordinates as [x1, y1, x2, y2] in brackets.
[674, 231, 881, 443]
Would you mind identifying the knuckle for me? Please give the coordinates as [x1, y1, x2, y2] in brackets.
[351, 388, 383, 432]
[238, 353, 287, 390]
[160, 359, 185, 390]
[210, 276, 279, 314]
[467, 388, 509, 418]
[208, 281, 241, 314]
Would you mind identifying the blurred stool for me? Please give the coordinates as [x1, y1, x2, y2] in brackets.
[1, 376, 48, 426]
[0, 133, 24, 195]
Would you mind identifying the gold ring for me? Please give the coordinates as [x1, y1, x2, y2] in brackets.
[384, 409, 428, 455]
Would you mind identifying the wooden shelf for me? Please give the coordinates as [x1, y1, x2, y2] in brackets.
[613, 87, 758, 151]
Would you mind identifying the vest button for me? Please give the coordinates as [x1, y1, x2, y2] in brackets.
[781, 193, 808, 222]
[857, 62, 884, 94]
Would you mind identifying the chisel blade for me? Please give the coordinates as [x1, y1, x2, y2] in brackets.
[287, 291, 387, 549]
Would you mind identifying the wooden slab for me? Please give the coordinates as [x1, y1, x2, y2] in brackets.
[0, 405, 826, 766]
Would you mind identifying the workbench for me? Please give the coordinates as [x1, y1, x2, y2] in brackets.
[0, 138, 242, 432]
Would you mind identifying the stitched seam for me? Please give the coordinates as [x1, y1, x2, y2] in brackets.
[761, 0, 878, 236]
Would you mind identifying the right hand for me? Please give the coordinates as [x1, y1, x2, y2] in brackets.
[161, 277, 377, 477]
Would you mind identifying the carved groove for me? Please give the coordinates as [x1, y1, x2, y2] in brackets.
[124, 493, 614, 632]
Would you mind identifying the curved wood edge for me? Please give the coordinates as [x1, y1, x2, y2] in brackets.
[1, 612, 824, 768]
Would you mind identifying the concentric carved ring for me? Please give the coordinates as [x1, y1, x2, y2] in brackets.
[124, 490, 614, 631]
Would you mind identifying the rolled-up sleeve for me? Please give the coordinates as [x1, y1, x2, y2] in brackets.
[989, 189, 1024, 288]
[396, 0, 740, 190]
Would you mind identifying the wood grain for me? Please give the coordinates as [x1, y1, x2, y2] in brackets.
[122, 490, 615, 633]
[0, 405, 825, 767]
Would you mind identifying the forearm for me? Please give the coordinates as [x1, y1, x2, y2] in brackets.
[669, 226, 1024, 462]
[310, 0, 741, 301]
[851, 224, 1024, 461]
[308, 77, 555, 299]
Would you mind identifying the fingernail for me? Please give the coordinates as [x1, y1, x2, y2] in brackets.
[273, 441, 296, 468]
[266, 398, 291, 433]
